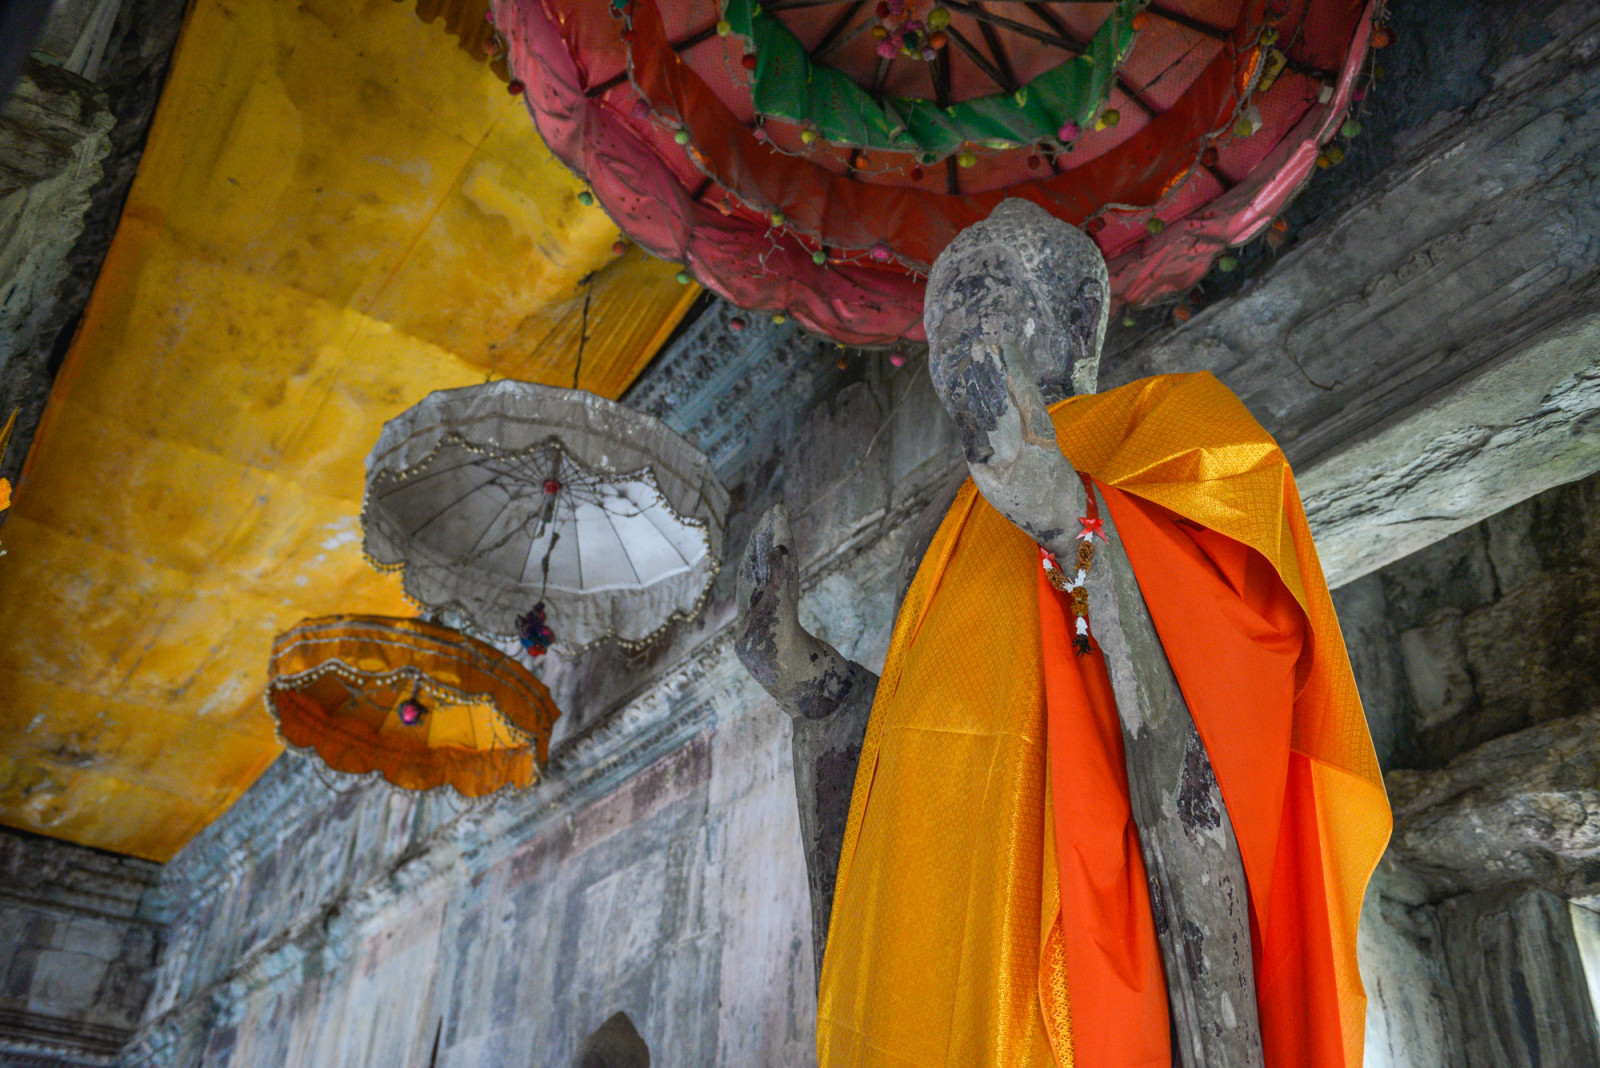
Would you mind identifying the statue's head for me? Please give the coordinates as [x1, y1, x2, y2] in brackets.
[924, 198, 1108, 404]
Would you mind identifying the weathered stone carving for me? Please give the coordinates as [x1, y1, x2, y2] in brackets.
[736, 199, 1262, 1065]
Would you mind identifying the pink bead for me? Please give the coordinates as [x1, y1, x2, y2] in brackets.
[753, 126, 769, 141]
[870, 242, 892, 262]
[632, 99, 651, 119]
[729, 316, 746, 332]
[1057, 120, 1080, 141]
[890, 351, 907, 367]
[876, 38, 898, 59]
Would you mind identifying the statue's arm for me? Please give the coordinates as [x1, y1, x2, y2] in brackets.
[734, 503, 877, 723]
[734, 503, 877, 977]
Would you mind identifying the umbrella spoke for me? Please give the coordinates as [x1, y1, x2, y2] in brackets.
[631, 494, 698, 569]
[603, 505, 646, 587]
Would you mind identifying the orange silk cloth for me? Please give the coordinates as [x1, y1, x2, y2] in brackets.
[817, 372, 1391, 1068]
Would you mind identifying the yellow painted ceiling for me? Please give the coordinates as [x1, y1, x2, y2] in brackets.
[0, 0, 699, 860]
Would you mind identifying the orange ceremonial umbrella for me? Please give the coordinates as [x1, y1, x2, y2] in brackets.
[266, 615, 561, 796]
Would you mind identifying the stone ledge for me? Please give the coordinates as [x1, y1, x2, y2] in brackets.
[1386, 710, 1600, 902]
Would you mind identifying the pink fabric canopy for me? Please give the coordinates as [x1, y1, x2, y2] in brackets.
[497, 0, 1377, 344]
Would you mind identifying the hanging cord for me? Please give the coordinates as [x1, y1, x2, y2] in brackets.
[537, 453, 562, 603]
[571, 273, 594, 390]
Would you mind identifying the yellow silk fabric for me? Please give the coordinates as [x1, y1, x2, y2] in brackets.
[818, 372, 1389, 1067]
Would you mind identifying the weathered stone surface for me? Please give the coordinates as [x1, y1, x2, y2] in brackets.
[127, 640, 818, 1068]
[1299, 313, 1600, 588]
[1334, 467, 1600, 770]
[1358, 863, 1467, 1068]
[1572, 903, 1600, 1012]
[1398, 614, 1473, 734]
[1439, 885, 1600, 1068]
[733, 503, 875, 975]
[0, 828, 160, 1068]
[0, 0, 186, 495]
[0, 60, 109, 195]
[1386, 712, 1600, 902]
[1330, 576, 1406, 768]
[1105, 0, 1600, 589]
[1088, 502, 1261, 1068]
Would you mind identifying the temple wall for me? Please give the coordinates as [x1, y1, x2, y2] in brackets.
[121, 318, 948, 1067]
[0, 829, 160, 1068]
[1338, 468, 1600, 1066]
[115, 311, 1600, 1066]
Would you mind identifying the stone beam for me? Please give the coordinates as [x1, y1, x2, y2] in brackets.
[1108, 0, 1600, 587]
[1301, 305, 1600, 587]
[1384, 711, 1600, 905]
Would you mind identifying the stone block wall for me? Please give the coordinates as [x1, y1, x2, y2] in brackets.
[1334, 469, 1600, 772]
[0, 828, 160, 1068]
[1339, 468, 1600, 1067]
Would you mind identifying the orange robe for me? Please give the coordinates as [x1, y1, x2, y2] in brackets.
[816, 372, 1391, 1068]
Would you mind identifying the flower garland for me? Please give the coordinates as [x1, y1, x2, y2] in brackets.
[1041, 473, 1110, 655]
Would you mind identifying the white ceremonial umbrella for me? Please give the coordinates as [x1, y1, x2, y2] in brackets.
[363, 381, 728, 652]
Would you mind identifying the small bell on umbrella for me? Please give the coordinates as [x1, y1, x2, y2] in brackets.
[518, 602, 555, 656]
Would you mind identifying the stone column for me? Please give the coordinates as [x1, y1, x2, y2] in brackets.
[1439, 884, 1600, 1068]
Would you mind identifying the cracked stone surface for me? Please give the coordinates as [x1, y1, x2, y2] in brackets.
[1386, 712, 1600, 903]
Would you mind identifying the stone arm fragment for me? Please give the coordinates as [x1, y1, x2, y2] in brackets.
[734, 503, 877, 976]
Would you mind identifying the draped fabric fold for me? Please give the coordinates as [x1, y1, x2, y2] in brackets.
[817, 372, 1389, 1068]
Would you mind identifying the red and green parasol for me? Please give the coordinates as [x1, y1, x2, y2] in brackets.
[497, 0, 1379, 344]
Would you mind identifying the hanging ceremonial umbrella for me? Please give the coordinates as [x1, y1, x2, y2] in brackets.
[492, 0, 1378, 343]
[363, 380, 728, 651]
[266, 615, 561, 796]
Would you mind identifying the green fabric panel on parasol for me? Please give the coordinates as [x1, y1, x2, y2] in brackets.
[724, 0, 1144, 157]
